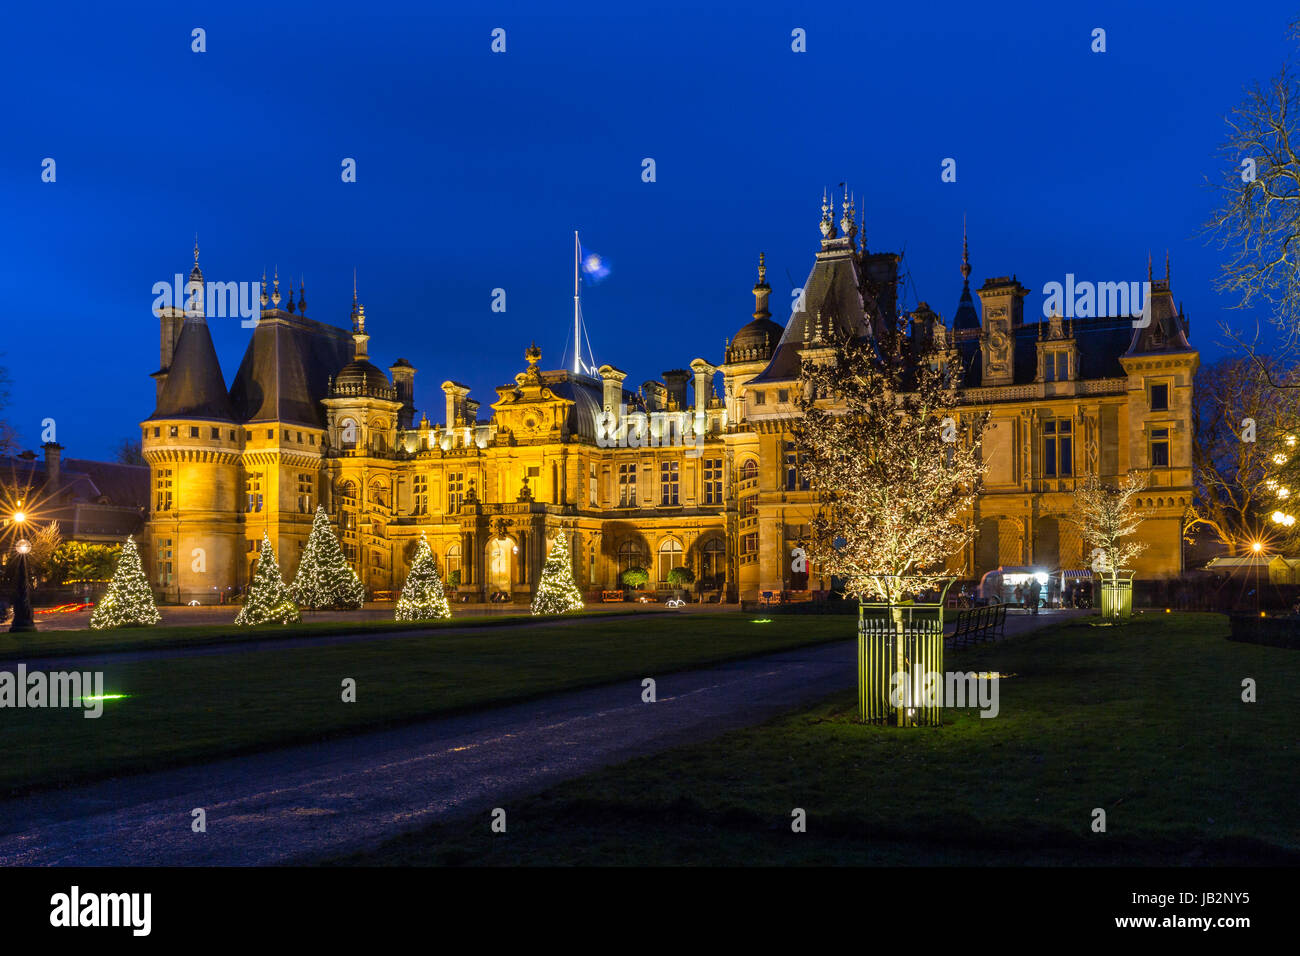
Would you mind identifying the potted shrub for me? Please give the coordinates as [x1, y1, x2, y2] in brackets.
[666, 565, 695, 601]
[621, 566, 649, 600]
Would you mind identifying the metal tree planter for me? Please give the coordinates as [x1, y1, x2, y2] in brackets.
[858, 579, 953, 726]
[1097, 570, 1135, 621]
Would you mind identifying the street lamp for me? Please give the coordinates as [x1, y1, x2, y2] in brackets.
[8, 514, 36, 632]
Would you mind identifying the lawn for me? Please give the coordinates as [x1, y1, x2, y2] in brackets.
[0, 612, 852, 795]
[330, 612, 1300, 866]
[0, 608, 649, 661]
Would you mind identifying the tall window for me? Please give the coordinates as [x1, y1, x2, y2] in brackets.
[657, 538, 683, 583]
[413, 475, 428, 515]
[784, 442, 808, 491]
[618, 463, 637, 507]
[1150, 428, 1170, 467]
[297, 473, 312, 513]
[155, 469, 173, 511]
[589, 465, 598, 506]
[448, 472, 464, 513]
[446, 543, 461, 579]
[738, 459, 758, 484]
[245, 472, 263, 513]
[1043, 419, 1073, 478]
[703, 458, 723, 505]
[339, 418, 358, 450]
[660, 461, 679, 505]
[740, 495, 757, 518]
[1150, 383, 1169, 411]
[700, 537, 726, 587]
[156, 538, 173, 587]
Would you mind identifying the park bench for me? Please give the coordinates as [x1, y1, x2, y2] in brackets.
[601, 589, 625, 603]
[948, 603, 1007, 648]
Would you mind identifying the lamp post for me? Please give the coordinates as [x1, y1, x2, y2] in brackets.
[9, 522, 36, 632]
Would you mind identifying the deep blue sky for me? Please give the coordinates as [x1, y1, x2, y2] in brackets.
[2, 0, 1294, 459]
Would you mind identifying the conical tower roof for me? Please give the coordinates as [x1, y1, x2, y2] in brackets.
[150, 316, 236, 421]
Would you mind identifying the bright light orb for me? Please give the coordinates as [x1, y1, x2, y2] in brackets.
[1252, 541, 1263, 553]
[15, 538, 31, 555]
[12, 511, 25, 524]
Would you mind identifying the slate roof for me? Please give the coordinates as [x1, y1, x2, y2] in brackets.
[228, 311, 355, 428]
[149, 317, 237, 422]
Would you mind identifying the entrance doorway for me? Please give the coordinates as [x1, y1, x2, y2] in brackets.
[487, 537, 515, 594]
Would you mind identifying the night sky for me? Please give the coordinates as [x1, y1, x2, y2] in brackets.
[3, 0, 1293, 459]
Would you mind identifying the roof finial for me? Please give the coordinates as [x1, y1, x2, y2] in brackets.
[260, 270, 268, 307]
[820, 188, 833, 238]
[961, 214, 971, 283]
[271, 267, 281, 307]
[1147, 252, 1153, 283]
[1165, 249, 1170, 283]
[193, 233, 200, 266]
[840, 183, 853, 236]
[758, 251, 766, 284]
[286, 277, 296, 313]
[298, 275, 306, 314]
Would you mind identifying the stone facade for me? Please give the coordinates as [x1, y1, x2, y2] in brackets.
[140, 210, 1197, 604]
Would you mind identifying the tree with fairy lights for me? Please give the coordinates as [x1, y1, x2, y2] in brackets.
[531, 531, 585, 615]
[394, 533, 452, 621]
[89, 535, 161, 629]
[792, 316, 987, 606]
[291, 505, 364, 610]
[235, 532, 301, 626]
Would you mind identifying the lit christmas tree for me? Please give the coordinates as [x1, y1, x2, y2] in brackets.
[394, 533, 452, 621]
[89, 536, 161, 629]
[235, 532, 301, 626]
[291, 505, 365, 610]
[531, 531, 585, 615]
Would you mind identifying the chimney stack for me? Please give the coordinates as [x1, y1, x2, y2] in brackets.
[598, 365, 628, 429]
[43, 441, 63, 492]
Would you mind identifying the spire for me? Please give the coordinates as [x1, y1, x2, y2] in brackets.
[839, 184, 853, 238]
[952, 218, 980, 331]
[1147, 252, 1153, 283]
[961, 214, 971, 283]
[1165, 249, 1170, 283]
[271, 267, 281, 307]
[819, 188, 833, 238]
[752, 252, 772, 320]
[298, 276, 306, 314]
[259, 270, 268, 307]
[286, 277, 296, 313]
[186, 235, 204, 316]
[351, 276, 369, 360]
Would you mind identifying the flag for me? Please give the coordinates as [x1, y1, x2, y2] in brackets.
[580, 244, 610, 282]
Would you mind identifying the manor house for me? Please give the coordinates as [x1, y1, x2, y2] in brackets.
[141, 197, 1196, 603]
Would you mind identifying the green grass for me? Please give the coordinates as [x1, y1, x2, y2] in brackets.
[0, 608, 652, 661]
[0, 613, 851, 795]
[329, 612, 1300, 866]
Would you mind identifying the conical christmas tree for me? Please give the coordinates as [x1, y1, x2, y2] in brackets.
[531, 531, 585, 615]
[89, 536, 161, 629]
[291, 505, 365, 610]
[394, 533, 452, 621]
[236, 532, 301, 625]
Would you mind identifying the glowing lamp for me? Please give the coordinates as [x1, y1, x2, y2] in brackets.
[12, 511, 25, 524]
[15, 538, 31, 555]
[1252, 541, 1263, 553]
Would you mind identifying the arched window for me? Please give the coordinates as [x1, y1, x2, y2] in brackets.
[739, 459, 758, 482]
[446, 543, 461, 579]
[699, 536, 726, 588]
[657, 537, 684, 583]
[339, 418, 358, 450]
[618, 539, 647, 575]
[370, 480, 388, 508]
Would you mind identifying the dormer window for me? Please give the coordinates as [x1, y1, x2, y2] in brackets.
[1043, 350, 1070, 382]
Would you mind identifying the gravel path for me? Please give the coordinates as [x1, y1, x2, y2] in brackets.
[0, 641, 857, 865]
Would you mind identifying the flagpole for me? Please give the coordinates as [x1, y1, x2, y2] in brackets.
[573, 231, 581, 375]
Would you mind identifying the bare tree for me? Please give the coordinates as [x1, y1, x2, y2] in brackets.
[1190, 356, 1300, 552]
[113, 438, 145, 466]
[0, 359, 16, 456]
[1205, 21, 1300, 345]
